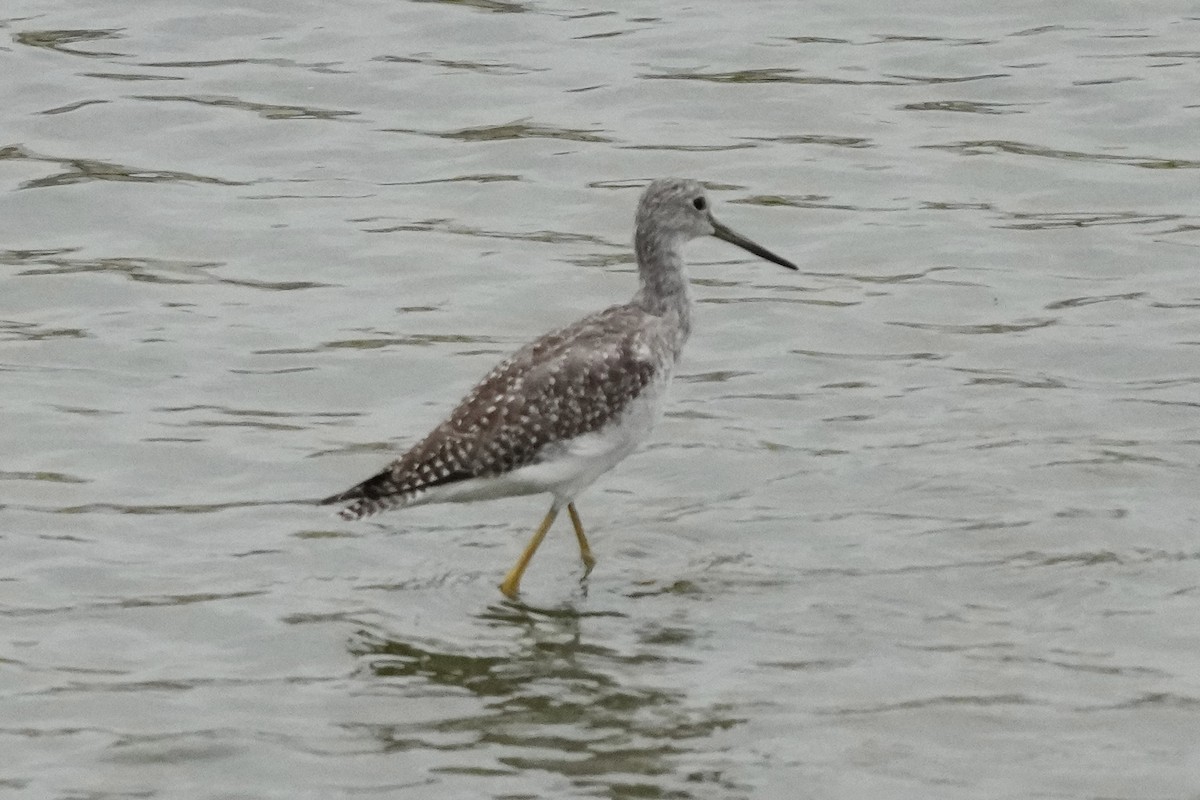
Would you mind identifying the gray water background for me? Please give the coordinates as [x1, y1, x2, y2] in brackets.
[2, 0, 1199, 797]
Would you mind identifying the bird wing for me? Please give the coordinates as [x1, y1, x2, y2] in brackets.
[321, 304, 666, 519]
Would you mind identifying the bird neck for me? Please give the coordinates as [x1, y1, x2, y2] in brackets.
[632, 228, 693, 343]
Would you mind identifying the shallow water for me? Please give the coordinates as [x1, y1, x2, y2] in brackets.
[2, 1, 1199, 797]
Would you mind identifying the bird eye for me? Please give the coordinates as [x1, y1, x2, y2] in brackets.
[692, 197, 707, 211]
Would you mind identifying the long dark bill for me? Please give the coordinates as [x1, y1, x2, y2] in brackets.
[711, 218, 798, 271]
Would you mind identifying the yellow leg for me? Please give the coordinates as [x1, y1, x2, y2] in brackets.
[567, 502, 596, 576]
[499, 506, 559, 600]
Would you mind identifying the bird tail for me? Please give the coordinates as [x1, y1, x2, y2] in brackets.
[319, 467, 410, 521]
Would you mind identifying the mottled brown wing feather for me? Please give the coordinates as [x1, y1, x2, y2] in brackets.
[321, 304, 662, 520]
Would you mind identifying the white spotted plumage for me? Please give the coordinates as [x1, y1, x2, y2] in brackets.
[321, 178, 797, 591]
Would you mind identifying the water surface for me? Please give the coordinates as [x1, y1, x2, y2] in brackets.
[2, 1, 1198, 797]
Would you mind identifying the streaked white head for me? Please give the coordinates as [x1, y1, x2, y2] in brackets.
[636, 178, 717, 242]
[635, 178, 798, 270]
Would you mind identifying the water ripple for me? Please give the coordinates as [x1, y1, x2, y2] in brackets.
[382, 120, 612, 143]
[359, 218, 618, 248]
[3, 248, 325, 290]
[375, 54, 542, 75]
[888, 317, 1057, 334]
[0, 320, 87, 341]
[1001, 210, 1189, 231]
[135, 94, 359, 122]
[901, 100, 1027, 114]
[0, 144, 244, 189]
[13, 28, 125, 59]
[926, 139, 1200, 169]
